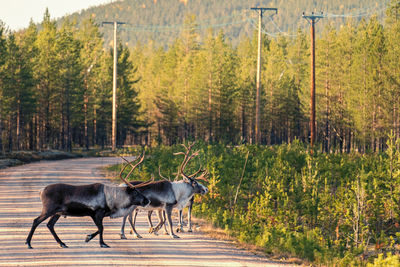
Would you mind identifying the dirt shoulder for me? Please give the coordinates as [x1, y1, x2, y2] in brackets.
[0, 150, 81, 169]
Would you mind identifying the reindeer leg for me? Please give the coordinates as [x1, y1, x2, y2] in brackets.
[86, 211, 108, 247]
[151, 210, 166, 235]
[26, 212, 52, 249]
[120, 213, 128, 239]
[85, 213, 99, 242]
[155, 210, 168, 235]
[165, 205, 179, 238]
[47, 215, 67, 248]
[187, 197, 194, 232]
[85, 230, 99, 242]
[94, 210, 108, 248]
[129, 209, 142, 238]
[162, 210, 168, 235]
[147, 210, 154, 233]
[176, 209, 184, 233]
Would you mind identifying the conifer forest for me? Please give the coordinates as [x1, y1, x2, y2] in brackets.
[1, 0, 400, 265]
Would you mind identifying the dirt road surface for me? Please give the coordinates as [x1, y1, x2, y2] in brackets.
[0, 157, 289, 266]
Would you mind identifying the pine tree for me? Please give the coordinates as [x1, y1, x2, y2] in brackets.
[209, 31, 239, 143]
[385, 0, 400, 145]
[3, 33, 36, 151]
[77, 18, 104, 149]
[287, 29, 309, 144]
[175, 15, 200, 141]
[56, 20, 82, 151]
[236, 34, 257, 143]
[0, 21, 8, 154]
[132, 43, 165, 145]
[114, 44, 143, 146]
[34, 9, 59, 149]
[18, 20, 39, 150]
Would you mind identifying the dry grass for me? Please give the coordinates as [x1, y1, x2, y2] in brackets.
[190, 216, 304, 266]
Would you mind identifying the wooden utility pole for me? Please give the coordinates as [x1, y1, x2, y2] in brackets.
[102, 21, 125, 151]
[251, 7, 277, 144]
[302, 12, 323, 152]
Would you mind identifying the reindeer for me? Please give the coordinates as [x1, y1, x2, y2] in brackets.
[119, 143, 208, 239]
[25, 153, 150, 249]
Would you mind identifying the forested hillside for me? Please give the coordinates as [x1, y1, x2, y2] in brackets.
[63, 0, 390, 47]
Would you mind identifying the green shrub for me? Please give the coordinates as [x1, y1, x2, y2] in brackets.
[107, 141, 400, 265]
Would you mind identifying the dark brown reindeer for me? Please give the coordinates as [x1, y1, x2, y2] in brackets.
[25, 153, 150, 249]
[119, 142, 208, 238]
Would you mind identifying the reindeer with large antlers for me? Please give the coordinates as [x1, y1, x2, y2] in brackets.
[172, 143, 209, 233]
[25, 153, 150, 249]
[119, 142, 208, 239]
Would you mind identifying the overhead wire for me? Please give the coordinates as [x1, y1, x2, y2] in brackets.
[115, 1, 392, 38]
[252, 1, 391, 39]
[121, 10, 251, 32]
[324, 0, 391, 18]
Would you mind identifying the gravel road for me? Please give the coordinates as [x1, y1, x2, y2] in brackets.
[0, 157, 288, 266]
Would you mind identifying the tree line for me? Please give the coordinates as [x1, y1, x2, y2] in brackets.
[0, 1, 399, 153]
[0, 9, 143, 153]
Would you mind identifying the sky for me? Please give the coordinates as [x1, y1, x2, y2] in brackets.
[0, 0, 113, 31]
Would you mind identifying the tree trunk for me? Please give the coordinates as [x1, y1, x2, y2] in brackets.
[325, 72, 330, 153]
[8, 116, 12, 152]
[16, 99, 21, 151]
[93, 105, 97, 147]
[241, 102, 246, 143]
[0, 104, 3, 155]
[66, 80, 71, 152]
[61, 101, 65, 150]
[208, 72, 213, 142]
[84, 89, 89, 150]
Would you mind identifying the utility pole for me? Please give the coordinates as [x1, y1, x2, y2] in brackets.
[302, 12, 323, 153]
[251, 7, 277, 144]
[102, 21, 125, 151]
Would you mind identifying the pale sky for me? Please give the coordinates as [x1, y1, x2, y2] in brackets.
[0, 0, 114, 31]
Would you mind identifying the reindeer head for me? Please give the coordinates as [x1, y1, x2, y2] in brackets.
[176, 142, 209, 195]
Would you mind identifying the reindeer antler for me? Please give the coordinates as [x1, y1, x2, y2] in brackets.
[173, 142, 196, 179]
[193, 169, 209, 182]
[119, 150, 146, 189]
[158, 165, 171, 181]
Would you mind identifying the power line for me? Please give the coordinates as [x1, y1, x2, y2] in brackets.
[102, 1, 392, 39]
[324, 0, 391, 18]
[122, 17, 253, 32]
[121, 11, 251, 32]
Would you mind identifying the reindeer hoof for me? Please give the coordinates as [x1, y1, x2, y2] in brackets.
[120, 234, 127, 239]
[100, 243, 110, 248]
[134, 234, 143, 239]
[176, 227, 184, 233]
[171, 234, 180, 239]
[26, 242, 33, 249]
[187, 229, 193, 232]
[85, 235, 92, 243]
[148, 227, 154, 233]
